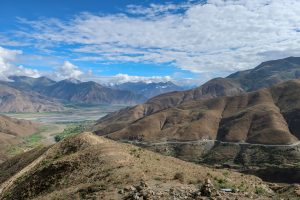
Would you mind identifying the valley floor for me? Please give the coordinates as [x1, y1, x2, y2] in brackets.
[0, 105, 127, 163]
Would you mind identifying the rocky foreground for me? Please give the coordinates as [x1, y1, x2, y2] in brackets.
[2, 132, 295, 200]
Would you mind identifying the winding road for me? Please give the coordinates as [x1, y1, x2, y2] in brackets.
[122, 139, 300, 148]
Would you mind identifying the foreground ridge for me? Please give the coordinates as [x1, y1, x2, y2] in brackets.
[0, 132, 277, 199]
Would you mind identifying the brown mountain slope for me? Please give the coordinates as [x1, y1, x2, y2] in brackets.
[94, 57, 300, 136]
[0, 115, 40, 163]
[0, 83, 64, 113]
[0, 132, 272, 199]
[94, 78, 243, 135]
[94, 79, 300, 145]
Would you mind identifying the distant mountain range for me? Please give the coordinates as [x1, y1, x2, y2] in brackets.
[0, 76, 184, 112]
[2, 56, 300, 113]
[113, 81, 184, 98]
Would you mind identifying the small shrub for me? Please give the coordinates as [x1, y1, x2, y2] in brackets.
[174, 172, 185, 182]
[222, 171, 230, 177]
[255, 186, 266, 195]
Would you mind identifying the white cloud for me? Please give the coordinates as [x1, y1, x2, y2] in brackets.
[0, 46, 40, 80]
[125, 1, 197, 17]
[80, 73, 171, 85]
[113, 74, 171, 84]
[16, 0, 300, 74]
[52, 61, 84, 80]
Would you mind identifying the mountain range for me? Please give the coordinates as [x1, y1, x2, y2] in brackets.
[2, 57, 300, 199]
[96, 79, 300, 144]
[94, 56, 300, 136]
[0, 76, 183, 112]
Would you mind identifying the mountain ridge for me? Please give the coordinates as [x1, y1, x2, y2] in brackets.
[0, 83, 64, 113]
[94, 79, 300, 145]
[5, 76, 147, 106]
[0, 132, 273, 199]
[93, 57, 300, 138]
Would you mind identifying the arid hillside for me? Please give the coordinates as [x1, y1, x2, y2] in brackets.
[0, 115, 39, 163]
[94, 57, 300, 136]
[0, 83, 63, 113]
[0, 132, 276, 200]
[94, 79, 300, 145]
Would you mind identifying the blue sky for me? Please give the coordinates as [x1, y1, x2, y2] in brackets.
[1, 0, 300, 85]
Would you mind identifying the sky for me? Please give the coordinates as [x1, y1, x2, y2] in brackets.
[1, 0, 300, 86]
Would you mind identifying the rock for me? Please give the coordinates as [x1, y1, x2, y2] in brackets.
[119, 189, 125, 194]
[130, 186, 136, 191]
[140, 181, 148, 188]
[200, 178, 221, 198]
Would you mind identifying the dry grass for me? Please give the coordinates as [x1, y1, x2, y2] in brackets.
[0, 132, 270, 200]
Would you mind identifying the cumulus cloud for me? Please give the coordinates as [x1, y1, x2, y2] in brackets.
[0, 47, 175, 85]
[52, 61, 84, 80]
[0, 46, 40, 80]
[15, 0, 300, 74]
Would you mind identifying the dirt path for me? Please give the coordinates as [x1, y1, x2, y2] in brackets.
[122, 139, 300, 147]
[0, 124, 65, 196]
[0, 154, 46, 196]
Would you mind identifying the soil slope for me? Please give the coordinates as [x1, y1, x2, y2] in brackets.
[0, 83, 63, 113]
[94, 57, 300, 137]
[0, 115, 39, 162]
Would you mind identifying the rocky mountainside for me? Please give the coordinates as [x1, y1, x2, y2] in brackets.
[0, 132, 279, 200]
[0, 115, 39, 163]
[113, 81, 184, 98]
[93, 57, 300, 137]
[0, 83, 64, 113]
[228, 56, 300, 90]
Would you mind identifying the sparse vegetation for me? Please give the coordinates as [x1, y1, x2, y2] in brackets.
[214, 177, 233, 189]
[129, 147, 143, 158]
[54, 122, 90, 142]
[6, 125, 51, 157]
[255, 186, 267, 195]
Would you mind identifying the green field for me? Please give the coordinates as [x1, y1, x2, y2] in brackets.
[54, 121, 93, 142]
